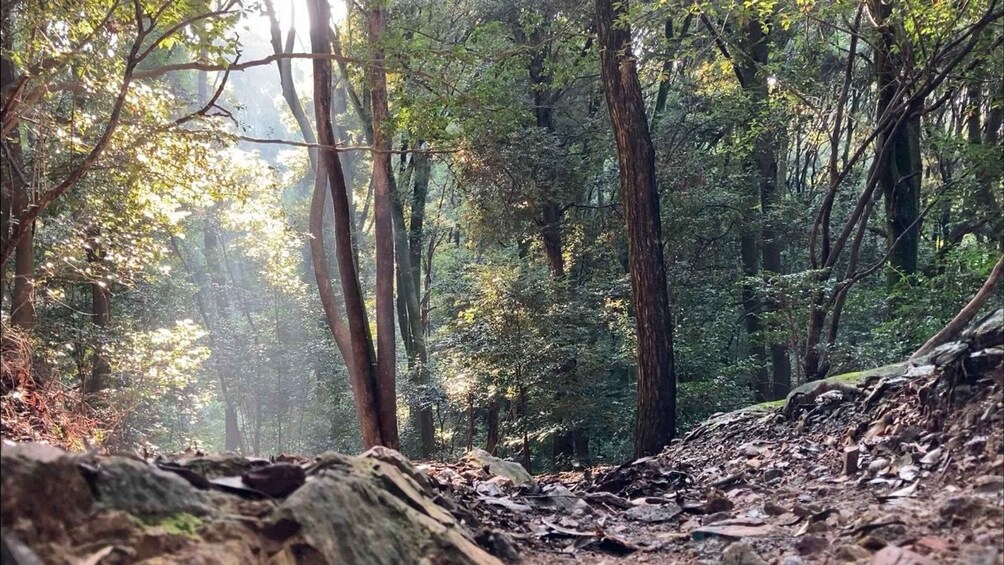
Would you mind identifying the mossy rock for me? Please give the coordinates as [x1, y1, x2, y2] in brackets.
[741, 362, 908, 413]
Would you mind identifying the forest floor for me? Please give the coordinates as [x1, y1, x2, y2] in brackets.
[1, 310, 1002, 565]
[420, 311, 1004, 564]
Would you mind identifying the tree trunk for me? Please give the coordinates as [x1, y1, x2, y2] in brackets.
[485, 398, 500, 455]
[263, 0, 318, 172]
[597, 0, 677, 457]
[367, 2, 399, 450]
[391, 187, 436, 456]
[911, 254, 1004, 361]
[8, 136, 33, 331]
[307, 0, 386, 449]
[872, 0, 922, 289]
[85, 228, 111, 393]
[733, 14, 791, 400]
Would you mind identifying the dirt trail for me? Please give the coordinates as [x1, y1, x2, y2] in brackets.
[1, 310, 1001, 564]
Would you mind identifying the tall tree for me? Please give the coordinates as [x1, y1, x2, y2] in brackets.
[307, 0, 393, 449]
[368, 0, 400, 450]
[871, 0, 923, 290]
[597, 0, 677, 457]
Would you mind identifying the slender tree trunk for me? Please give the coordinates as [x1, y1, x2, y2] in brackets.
[597, 0, 677, 457]
[733, 14, 791, 400]
[485, 398, 500, 455]
[8, 167, 32, 331]
[391, 187, 435, 456]
[307, 0, 386, 448]
[85, 228, 111, 393]
[367, 2, 399, 449]
[263, 0, 317, 172]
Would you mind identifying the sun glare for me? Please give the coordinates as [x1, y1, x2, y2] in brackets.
[245, 0, 348, 44]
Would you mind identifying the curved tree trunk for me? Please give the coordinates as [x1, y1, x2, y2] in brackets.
[307, 0, 385, 448]
[911, 254, 1004, 361]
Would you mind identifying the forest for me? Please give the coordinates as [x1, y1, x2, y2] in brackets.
[1, 0, 1002, 474]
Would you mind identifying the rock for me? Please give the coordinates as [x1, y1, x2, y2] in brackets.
[926, 341, 970, 367]
[705, 489, 735, 513]
[0, 443, 93, 544]
[464, 449, 534, 486]
[940, 495, 988, 521]
[832, 544, 871, 561]
[868, 458, 890, 474]
[87, 456, 216, 518]
[704, 511, 732, 524]
[763, 501, 787, 516]
[721, 541, 767, 565]
[740, 443, 761, 458]
[843, 447, 860, 475]
[583, 491, 632, 509]
[965, 347, 1004, 375]
[971, 474, 1004, 495]
[956, 545, 1000, 565]
[964, 309, 1003, 350]
[624, 502, 682, 523]
[871, 545, 938, 565]
[268, 452, 500, 564]
[475, 529, 520, 561]
[532, 483, 587, 512]
[919, 448, 944, 467]
[363, 445, 435, 491]
[175, 453, 260, 479]
[794, 535, 829, 555]
[763, 468, 783, 482]
[857, 535, 887, 551]
[241, 462, 306, 498]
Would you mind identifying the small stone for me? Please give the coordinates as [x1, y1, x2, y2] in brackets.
[843, 447, 860, 475]
[919, 448, 944, 467]
[741, 443, 761, 458]
[832, 544, 871, 561]
[868, 458, 890, 474]
[475, 529, 520, 561]
[940, 495, 988, 521]
[858, 536, 887, 551]
[763, 501, 787, 516]
[721, 541, 767, 565]
[705, 490, 734, 513]
[972, 475, 1004, 495]
[763, 469, 783, 482]
[794, 535, 829, 555]
[624, 502, 683, 523]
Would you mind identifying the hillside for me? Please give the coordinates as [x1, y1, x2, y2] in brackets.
[3, 310, 1001, 564]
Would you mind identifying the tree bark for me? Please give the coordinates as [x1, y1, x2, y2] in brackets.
[597, 0, 677, 457]
[730, 13, 791, 400]
[85, 228, 111, 393]
[872, 0, 922, 289]
[307, 0, 386, 448]
[367, 1, 399, 450]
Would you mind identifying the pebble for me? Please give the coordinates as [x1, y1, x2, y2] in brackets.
[832, 544, 871, 561]
[720, 542, 767, 565]
[868, 458, 890, 474]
